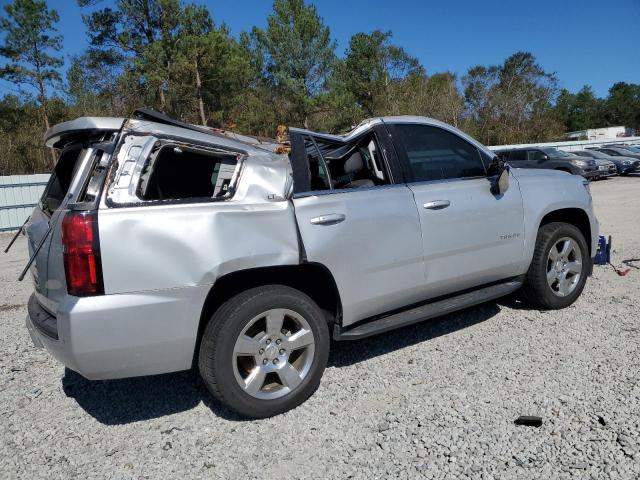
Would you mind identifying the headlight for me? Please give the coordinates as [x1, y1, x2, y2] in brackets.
[623, 160, 632, 165]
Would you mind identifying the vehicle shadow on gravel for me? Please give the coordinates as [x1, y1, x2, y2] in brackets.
[62, 368, 247, 425]
[62, 302, 503, 424]
[328, 302, 501, 368]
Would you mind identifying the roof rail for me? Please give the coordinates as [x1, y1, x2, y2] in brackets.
[133, 108, 224, 138]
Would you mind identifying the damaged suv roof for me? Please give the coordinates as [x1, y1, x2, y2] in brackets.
[45, 109, 279, 154]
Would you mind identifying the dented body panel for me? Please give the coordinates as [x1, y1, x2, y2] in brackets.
[98, 200, 299, 294]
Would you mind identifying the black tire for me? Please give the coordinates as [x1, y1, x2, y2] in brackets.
[519, 222, 589, 310]
[198, 285, 329, 418]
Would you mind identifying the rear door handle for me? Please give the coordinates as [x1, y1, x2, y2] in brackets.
[423, 200, 451, 210]
[310, 213, 346, 226]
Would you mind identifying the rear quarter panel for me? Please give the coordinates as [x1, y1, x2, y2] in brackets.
[98, 199, 299, 294]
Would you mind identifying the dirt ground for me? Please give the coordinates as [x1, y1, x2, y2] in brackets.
[0, 174, 639, 479]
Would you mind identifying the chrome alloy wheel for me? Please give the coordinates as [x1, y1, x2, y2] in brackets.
[546, 237, 582, 297]
[232, 308, 315, 400]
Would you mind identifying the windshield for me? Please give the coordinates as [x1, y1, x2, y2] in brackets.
[581, 150, 606, 159]
[620, 146, 640, 153]
[541, 147, 571, 157]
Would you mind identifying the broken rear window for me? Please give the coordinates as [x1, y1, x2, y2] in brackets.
[40, 145, 83, 215]
[136, 144, 238, 201]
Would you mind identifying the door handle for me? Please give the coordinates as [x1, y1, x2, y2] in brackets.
[423, 200, 451, 210]
[310, 213, 346, 226]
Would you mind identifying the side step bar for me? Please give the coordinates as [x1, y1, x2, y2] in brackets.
[333, 279, 523, 341]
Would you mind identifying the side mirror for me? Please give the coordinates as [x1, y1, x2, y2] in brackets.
[488, 156, 509, 195]
[494, 167, 510, 195]
[541, 154, 550, 161]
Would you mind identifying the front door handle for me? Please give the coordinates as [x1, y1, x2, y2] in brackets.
[310, 213, 346, 226]
[423, 200, 451, 210]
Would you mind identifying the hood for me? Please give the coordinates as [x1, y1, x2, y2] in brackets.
[593, 159, 614, 167]
[609, 156, 640, 164]
[508, 167, 570, 179]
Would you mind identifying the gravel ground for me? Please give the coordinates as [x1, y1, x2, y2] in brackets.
[1, 175, 639, 479]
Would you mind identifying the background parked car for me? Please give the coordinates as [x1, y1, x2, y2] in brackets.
[497, 147, 598, 179]
[567, 152, 616, 179]
[574, 149, 639, 175]
[611, 145, 640, 155]
[591, 146, 640, 162]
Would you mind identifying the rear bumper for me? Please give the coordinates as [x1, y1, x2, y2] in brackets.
[25, 286, 209, 380]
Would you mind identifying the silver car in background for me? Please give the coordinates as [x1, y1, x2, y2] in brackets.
[22, 110, 598, 417]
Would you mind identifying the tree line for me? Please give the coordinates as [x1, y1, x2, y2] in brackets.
[1, 0, 639, 175]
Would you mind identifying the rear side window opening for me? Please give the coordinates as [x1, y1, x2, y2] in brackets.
[137, 143, 239, 201]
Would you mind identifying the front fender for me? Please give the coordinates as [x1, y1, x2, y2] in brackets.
[514, 170, 598, 272]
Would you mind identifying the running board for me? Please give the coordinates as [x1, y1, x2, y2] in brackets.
[333, 279, 523, 341]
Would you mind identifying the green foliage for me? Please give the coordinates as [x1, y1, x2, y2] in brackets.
[336, 30, 422, 117]
[605, 82, 640, 129]
[0, 0, 63, 133]
[462, 52, 563, 145]
[0, 0, 62, 93]
[245, 0, 336, 127]
[0, 0, 637, 175]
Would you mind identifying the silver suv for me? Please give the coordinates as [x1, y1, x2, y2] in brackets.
[21, 110, 598, 418]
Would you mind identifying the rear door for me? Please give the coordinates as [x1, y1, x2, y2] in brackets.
[387, 122, 525, 298]
[526, 149, 544, 167]
[290, 129, 426, 327]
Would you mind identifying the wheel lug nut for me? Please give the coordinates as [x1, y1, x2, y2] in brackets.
[276, 339, 281, 345]
[259, 348, 264, 355]
[262, 359, 268, 365]
[279, 349, 285, 355]
[273, 359, 279, 365]
[266, 339, 271, 345]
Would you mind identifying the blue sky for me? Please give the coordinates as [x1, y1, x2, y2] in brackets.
[1, 0, 639, 98]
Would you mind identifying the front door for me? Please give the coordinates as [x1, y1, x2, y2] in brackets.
[387, 123, 525, 298]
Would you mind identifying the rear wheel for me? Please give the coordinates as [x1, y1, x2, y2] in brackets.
[198, 285, 329, 418]
[519, 222, 589, 309]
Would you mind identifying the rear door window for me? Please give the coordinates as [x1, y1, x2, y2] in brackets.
[508, 150, 526, 161]
[527, 150, 546, 161]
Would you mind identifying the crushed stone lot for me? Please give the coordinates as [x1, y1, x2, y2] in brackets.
[1, 176, 639, 480]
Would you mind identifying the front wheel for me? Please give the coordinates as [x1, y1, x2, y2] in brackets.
[519, 222, 589, 309]
[198, 285, 329, 418]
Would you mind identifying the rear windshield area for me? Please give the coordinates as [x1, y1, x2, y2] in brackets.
[137, 144, 238, 201]
[40, 146, 83, 215]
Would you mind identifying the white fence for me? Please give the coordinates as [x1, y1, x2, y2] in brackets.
[0, 175, 50, 232]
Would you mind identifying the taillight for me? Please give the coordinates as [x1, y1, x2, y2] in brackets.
[61, 211, 104, 296]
